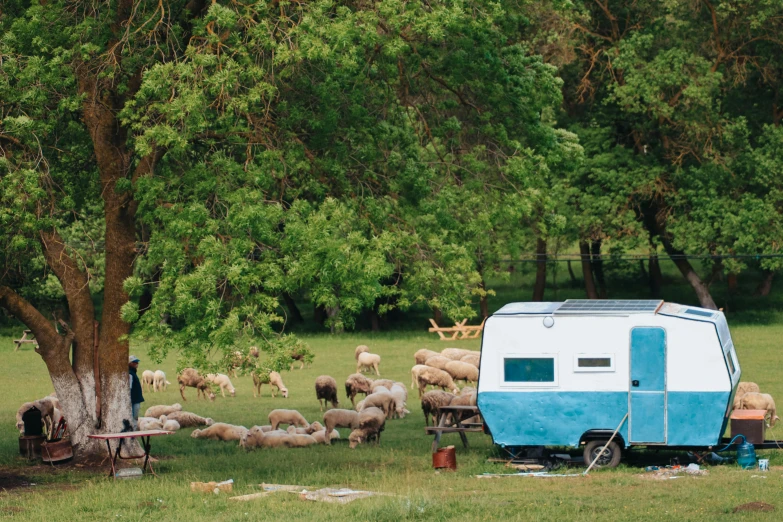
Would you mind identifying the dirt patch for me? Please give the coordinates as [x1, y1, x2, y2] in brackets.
[1, 507, 24, 515]
[733, 502, 775, 513]
[0, 472, 36, 491]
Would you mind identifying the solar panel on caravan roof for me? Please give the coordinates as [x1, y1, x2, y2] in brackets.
[554, 299, 663, 315]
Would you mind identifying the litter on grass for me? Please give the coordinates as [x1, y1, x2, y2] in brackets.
[229, 484, 390, 504]
[476, 472, 581, 479]
[640, 464, 707, 480]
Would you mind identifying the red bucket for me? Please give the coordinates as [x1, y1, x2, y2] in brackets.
[432, 446, 457, 471]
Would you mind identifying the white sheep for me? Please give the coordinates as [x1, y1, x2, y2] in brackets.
[323, 409, 360, 445]
[444, 360, 479, 387]
[420, 390, 456, 426]
[740, 392, 780, 427]
[345, 373, 374, 406]
[360, 392, 397, 419]
[417, 366, 460, 396]
[153, 370, 171, 392]
[440, 348, 474, 360]
[191, 423, 248, 441]
[162, 419, 180, 432]
[207, 373, 237, 398]
[165, 411, 214, 427]
[285, 426, 318, 447]
[460, 354, 481, 367]
[348, 407, 386, 448]
[241, 426, 293, 449]
[370, 379, 394, 392]
[410, 365, 429, 393]
[357, 352, 381, 376]
[390, 384, 409, 418]
[141, 370, 155, 392]
[733, 381, 761, 410]
[144, 403, 182, 418]
[138, 416, 167, 431]
[414, 349, 440, 365]
[253, 370, 289, 398]
[424, 355, 452, 371]
[268, 409, 309, 431]
[355, 344, 370, 360]
[311, 429, 340, 444]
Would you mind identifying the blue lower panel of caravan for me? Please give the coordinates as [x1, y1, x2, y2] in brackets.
[478, 392, 629, 448]
[478, 391, 731, 448]
[665, 392, 729, 446]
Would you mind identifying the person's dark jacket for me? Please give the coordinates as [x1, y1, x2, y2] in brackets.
[129, 367, 145, 404]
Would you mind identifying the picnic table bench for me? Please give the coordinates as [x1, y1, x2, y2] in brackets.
[88, 430, 173, 479]
[13, 330, 39, 351]
[428, 318, 486, 341]
[424, 405, 483, 453]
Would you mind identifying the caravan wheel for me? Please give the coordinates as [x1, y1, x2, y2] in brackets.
[583, 440, 622, 469]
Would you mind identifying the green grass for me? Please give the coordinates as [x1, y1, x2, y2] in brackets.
[2, 324, 783, 521]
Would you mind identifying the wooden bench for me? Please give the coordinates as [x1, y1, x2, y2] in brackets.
[428, 318, 486, 341]
[14, 330, 38, 351]
[424, 405, 483, 453]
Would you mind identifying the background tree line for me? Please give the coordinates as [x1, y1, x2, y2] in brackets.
[1, 0, 782, 452]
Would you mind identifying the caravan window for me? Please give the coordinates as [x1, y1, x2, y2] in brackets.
[503, 356, 557, 385]
[574, 354, 614, 372]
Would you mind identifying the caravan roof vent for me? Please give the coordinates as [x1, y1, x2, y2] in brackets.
[554, 300, 663, 315]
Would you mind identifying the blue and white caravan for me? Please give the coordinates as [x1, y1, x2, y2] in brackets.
[477, 300, 741, 466]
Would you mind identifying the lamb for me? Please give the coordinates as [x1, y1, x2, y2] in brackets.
[138, 416, 166, 431]
[389, 383, 409, 418]
[253, 370, 289, 398]
[141, 370, 155, 392]
[424, 355, 452, 371]
[162, 419, 180, 432]
[733, 381, 761, 409]
[323, 409, 360, 445]
[421, 390, 456, 426]
[444, 360, 479, 387]
[410, 365, 429, 393]
[315, 375, 339, 411]
[360, 392, 397, 419]
[241, 426, 293, 449]
[191, 423, 248, 441]
[356, 352, 381, 376]
[144, 403, 182, 418]
[417, 366, 460, 396]
[311, 429, 340, 444]
[460, 354, 481, 367]
[440, 348, 474, 360]
[285, 426, 318, 447]
[207, 373, 236, 398]
[177, 368, 216, 402]
[414, 348, 440, 365]
[268, 409, 309, 431]
[348, 407, 387, 448]
[345, 373, 374, 406]
[165, 411, 214, 427]
[153, 370, 171, 392]
[355, 344, 370, 360]
[370, 379, 395, 392]
[740, 392, 780, 427]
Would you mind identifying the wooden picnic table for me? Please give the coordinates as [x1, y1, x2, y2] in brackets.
[88, 430, 173, 479]
[424, 405, 483, 453]
[13, 330, 38, 351]
[428, 318, 486, 341]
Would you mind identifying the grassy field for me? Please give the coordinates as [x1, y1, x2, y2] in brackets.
[2, 319, 783, 521]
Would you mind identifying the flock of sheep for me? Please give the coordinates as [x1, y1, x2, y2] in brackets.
[734, 382, 779, 427]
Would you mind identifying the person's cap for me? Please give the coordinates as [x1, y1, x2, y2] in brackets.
[129, 355, 140, 363]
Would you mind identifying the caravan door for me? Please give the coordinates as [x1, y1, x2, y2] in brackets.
[629, 327, 666, 444]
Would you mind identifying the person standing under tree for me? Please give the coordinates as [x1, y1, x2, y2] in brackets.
[128, 355, 144, 430]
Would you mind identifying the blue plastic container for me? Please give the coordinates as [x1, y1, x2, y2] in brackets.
[736, 439, 757, 469]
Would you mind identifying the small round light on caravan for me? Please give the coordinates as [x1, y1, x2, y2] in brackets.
[543, 316, 554, 328]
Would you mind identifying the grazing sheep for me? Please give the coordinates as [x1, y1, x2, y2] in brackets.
[15, 402, 37, 434]
[241, 426, 293, 449]
[45, 394, 61, 411]
[268, 409, 309, 431]
[360, 392, 397, 419]
[165, 411, 214, 427]
[141, 370, 155, 392]
[355, 344, 370, 360]
[349, 407, 387, 448]
[460, 354, 481, 367]
[191, 423, 248, 441]
[207, 373, 237, 398]
[410, 365, 429, 393]
[424, 355, 452, 371]
[253, 370, 289, 398]
[153, 370, 171, 392]
[16, 397, 59, 435]
[421, 390, 456, 426]
[138, 416, 166, 431]
[311, 429, 340, 444]
[315, 375, 339, 411]
[357, 352, 381, 376]
[414, 348, 440, 365]
[390, 384, 409, 418]
[733, 381, 761, 410]
[740, 392, 780, 427]
[417, 367, 460, 396]
[144, 403, 182, 418]
[249, 346, 260, 358]
[372, 386, 391, 395]
[323, 409, 360, 445]
[355, 399, 366, 412]
[345, 373, 374, 406]
[444, 360, 479, 386]
[370, 379, 395, 392]
[177, 368, 216, 402]
[289, 345, 314, 370]
[440, 348, 474, 360]
[285, 426, 318, 447]
[162, 419, 180, 432]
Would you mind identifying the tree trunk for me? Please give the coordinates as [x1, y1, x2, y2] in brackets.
[433, 307, 443, 325]
[591, 240, 607, 298]
[727, 273, 738, 294]
[755, 271, 775, 297]
[661, 239, 717, 309]
[532, 238, 547, 301]
[639, 259, 648, 280]
[648, 255, 663, 297]
[326, 305, 342, 334]
[567, 260, 578, 286]
[480, 279, 489, 318]
[282, 293, 303, 323]
[370, 309, 381, 332]
[579, 241, 598, 299]
[314, 304, 326, 326]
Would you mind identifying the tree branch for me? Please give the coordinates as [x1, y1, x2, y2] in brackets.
[0, 286, 61, 353]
